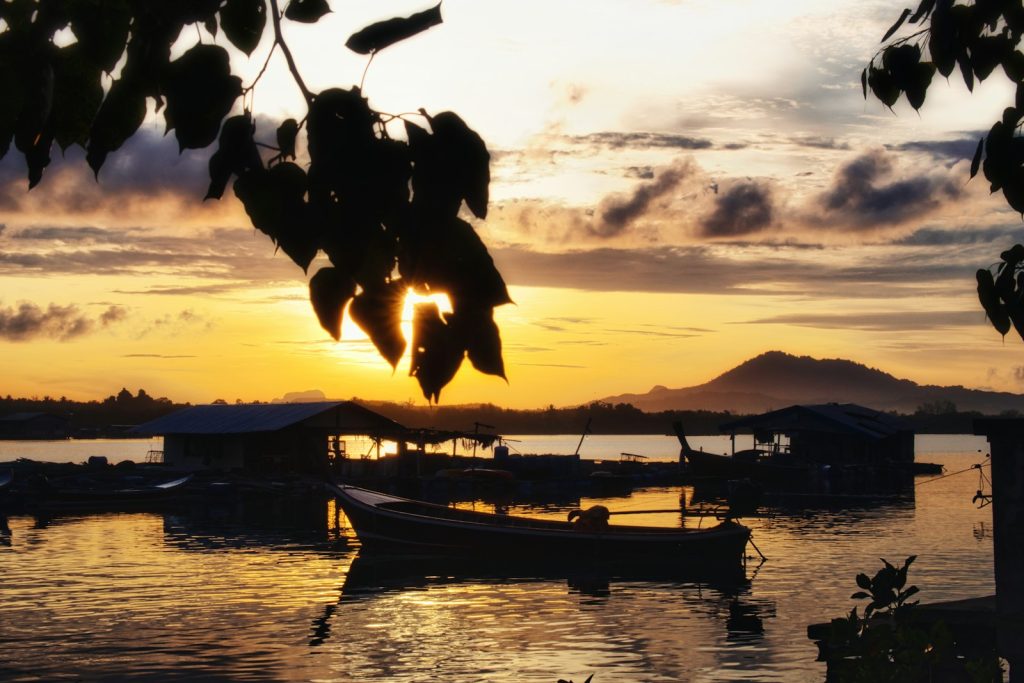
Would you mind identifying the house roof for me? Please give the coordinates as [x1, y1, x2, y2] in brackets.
[0, 412, 66, 422]
[131, 401, 407, 436]
[719, 403, 912, 440]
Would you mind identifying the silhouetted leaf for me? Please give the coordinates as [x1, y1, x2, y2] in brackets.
[881, 8, 911, 42]
[860, 68, 867, 99]
[0, 54, 25, 158]
[430, 111, 490, 219]
[401, 216, 511, 310]
[349, 281, 407, 368]
[24, 128, 53, 189]
[867, 67, 899, 108]
[14, 59, 54, 158]
[909, 0, 935, 24]
[52, 44, 103, 151]
[68, 0, 131, 72]
[345, 3, 442, 55]
[277, 118, 298, 159]
[309, 266, 357, 340]
[851, 591, 871, 600]
[1005, 51, 1024, 84]
[204, 15, 218, 37]
[856, 573, 872, 590]
[958, 52, 974, 92]
[86, 77, 146, 176]
[220, 0, 266, 56]
[448, 307, 505, 379]
[977, 269, 1011, 336]
[284, 0, 330, 24]
[970, 137, 984, 179]
[162, 44, 242, 150]
[1000, 244, 1024, 266]
[410, 302, 464, 402]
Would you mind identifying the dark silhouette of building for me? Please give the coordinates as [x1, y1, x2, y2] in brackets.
[0, 412, 71, 440]
[132, 401, 407, 473]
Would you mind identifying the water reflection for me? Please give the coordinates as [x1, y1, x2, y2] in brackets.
[0, 454, 997, 682]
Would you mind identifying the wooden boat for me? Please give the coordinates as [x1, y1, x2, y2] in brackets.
[33, 474, 193, 509]
[327, 483, 750, 567]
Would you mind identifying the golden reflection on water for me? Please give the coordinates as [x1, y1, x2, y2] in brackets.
[0, 450, 998, 682]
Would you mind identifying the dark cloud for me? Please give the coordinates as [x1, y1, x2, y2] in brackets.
[0, 302, 125, 341]
[571, 132, 713, 150]
[140, 309, 212, 337]
[100, 305, 129, 326]
[891, 226, 1024, 246]
[595, 161, 696, 236]
[819, 149, 961, 228]
[891, 136, 984, 163]
[789, 136, 850, 150]
[0, 113, 286, 214]
[623, 166, 655, 179]
[740, 310, 983, 331]
[491, 243, 974, 297]
[10, 226, 143, 242]
[700, 182, 774, 237]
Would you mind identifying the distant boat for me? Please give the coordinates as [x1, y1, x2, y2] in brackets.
[327, 483, 750, 567]
[33, 474, 192, 509]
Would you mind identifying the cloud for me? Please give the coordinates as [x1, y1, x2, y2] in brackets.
[0, 302, 126, 341]
[739, 310, 982, 331]
[140, 309, 213, 337]
[700, 181, 774, 237]
[892, 136, 984, 164]
[891, 226, 1024, 246]
[569, 132, 713, 150]
[596, 160, 697, 236]
[122, 353, 198, 359]
[818, 149, 962, 228]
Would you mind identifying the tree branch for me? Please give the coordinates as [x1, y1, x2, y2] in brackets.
[268, 0, 314, 105]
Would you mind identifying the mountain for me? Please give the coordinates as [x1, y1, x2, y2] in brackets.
[599, 351, 1024, 415]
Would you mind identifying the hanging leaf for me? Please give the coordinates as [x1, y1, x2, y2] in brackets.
[284, 0, 331, 24]
[86, 76, 147, 176]
[277, 118, 298, 159]
[0, 54, 24, 158]
[204, 15, 218, 37]
[309, 266, 357, 340]
[970, 137, 984, 179]
[206, 113, 261, 199]
[410, 302, 464, 403]
[448, 307, 505, 379]
[68, 0, 131, 73]
[220, 0, 266, 56]
[867, 67, 899, 108]
[909, 0, 935, 24]
[349, 281, 408, 368]
[881, 8, 911, 43]
[51, 44, 103, 151]
[345, 3, 442, 55]
[162, 44, 242, 150]
[860, 68, 867, 99]
[431, 111, 490, 219]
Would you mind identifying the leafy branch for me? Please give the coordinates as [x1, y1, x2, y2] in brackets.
[0, 0, 508, 402]
[866, 1, 1024, 345]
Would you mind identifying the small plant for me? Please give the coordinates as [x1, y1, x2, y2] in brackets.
[825, 556, 1001, 683]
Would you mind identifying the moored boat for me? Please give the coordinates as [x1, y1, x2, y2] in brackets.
[32, 474, 193, 509]
[327, 483, 751, 567]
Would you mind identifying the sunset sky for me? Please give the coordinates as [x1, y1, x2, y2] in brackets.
[2, 0, 1024, 408]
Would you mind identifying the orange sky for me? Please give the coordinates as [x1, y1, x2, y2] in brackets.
[2, 0, 1024, 407]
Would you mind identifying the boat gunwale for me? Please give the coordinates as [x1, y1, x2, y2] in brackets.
[329, 483, 749, 542]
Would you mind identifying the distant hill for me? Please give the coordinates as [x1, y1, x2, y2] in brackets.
[599, 351, 1024, 415]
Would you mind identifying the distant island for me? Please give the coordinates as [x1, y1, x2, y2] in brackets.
[2, 351, 1022, 436]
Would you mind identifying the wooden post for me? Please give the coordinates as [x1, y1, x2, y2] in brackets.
[974, 418, 1024, 680]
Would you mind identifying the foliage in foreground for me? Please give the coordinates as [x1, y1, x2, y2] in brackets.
[866, 2, 1024, 345]
[0, 0, 508, 402]
[825, 556, 1002, 682]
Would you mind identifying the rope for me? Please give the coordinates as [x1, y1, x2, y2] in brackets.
[914, 459, 989, 487]
[747, 534, 767, 562]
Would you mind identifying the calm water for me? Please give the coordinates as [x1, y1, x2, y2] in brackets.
[0, 436, 996, 681]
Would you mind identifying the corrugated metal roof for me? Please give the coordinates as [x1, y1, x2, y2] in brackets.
[719, 403, 911, 440]
[132, 401, 406, 436]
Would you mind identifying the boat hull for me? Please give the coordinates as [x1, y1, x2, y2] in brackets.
[329, 484, 750, 567]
